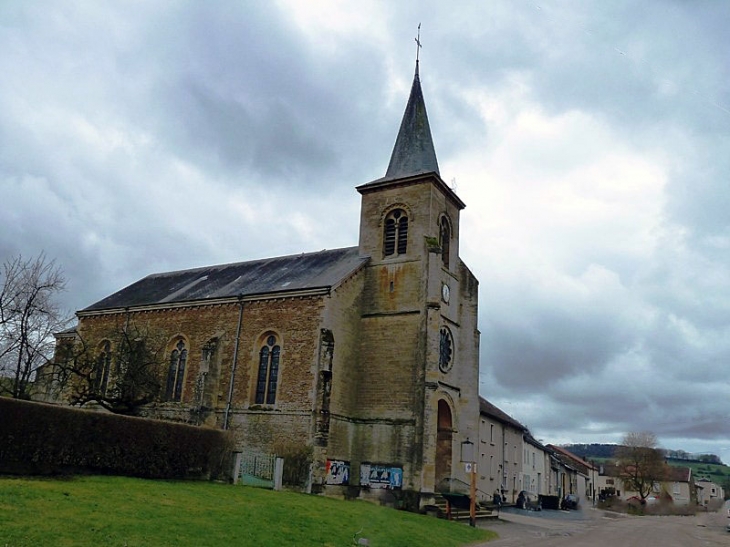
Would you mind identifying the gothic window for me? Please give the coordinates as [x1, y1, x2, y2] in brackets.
[165, 339, 187, 402]
[95, 340, 112, 396]
[255, 334, 280, 405]
[438, 327, 454, 373]
[439, 216, 451, 268]
[383, 209, 408, 257]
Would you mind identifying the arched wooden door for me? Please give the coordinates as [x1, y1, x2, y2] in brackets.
[435, 399, 453, 487]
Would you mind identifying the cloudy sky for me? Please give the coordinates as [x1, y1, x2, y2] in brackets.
[3, 1, 730, 461]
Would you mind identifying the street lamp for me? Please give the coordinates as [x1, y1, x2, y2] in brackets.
[461, 438, 477, 527]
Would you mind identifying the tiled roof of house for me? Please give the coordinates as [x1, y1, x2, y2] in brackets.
[478, 397, 527, 431]
[524, 433, 546, 450]
[666, 466, 692, 482]
[82, 246, 368, 312]
[548, 444, 597, 473]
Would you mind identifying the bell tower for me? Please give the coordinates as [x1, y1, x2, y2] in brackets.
[350, 60, 480, 505]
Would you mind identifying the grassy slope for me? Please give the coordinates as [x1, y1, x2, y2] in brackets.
[668, 459, 730, 494]
[0, 476, 495, 547]
[667, 459, 729, 479]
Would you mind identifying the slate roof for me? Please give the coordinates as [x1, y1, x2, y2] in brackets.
[547, 444, 596, 474]
[524, 432, 546, 450]
[82, 246, 367, 312]
[358, 63, 465, 211]
[479, 397, 527, 431]
[360, 64, 440, 187]
[666, 466, 692, 483]
[382, 65, 440, 181]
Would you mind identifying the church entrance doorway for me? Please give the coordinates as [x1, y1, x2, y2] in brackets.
[435, 399, 453, 486]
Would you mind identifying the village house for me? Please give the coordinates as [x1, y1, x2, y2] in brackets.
[523, 433, 550, 500]
[547, 444, 596, 506]
[477, 397, 527, 504]
[696, 478, 725, 506]
[595, 463, 695, 506]
[475, 397, 585, 509]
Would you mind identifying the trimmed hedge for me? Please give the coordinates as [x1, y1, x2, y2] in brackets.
[0, 398, 232, 479]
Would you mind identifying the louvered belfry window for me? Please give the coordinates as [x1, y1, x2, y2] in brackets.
[384, 209, 408, 257]
[440, 217, 451, 268]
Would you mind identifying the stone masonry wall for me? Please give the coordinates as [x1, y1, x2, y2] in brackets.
[75, 293, 327, 455]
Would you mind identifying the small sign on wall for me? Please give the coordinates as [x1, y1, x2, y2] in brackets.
[465, 462, 477, 473]
[360, 463, 403, 489]
[325, 459, 350, 485]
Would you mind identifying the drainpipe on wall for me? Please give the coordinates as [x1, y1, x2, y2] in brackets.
[223, 295, 245, 430]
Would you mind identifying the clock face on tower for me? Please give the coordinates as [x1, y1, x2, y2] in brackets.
[441, 283, 450, 303]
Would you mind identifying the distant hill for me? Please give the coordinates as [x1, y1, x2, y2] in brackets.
[561, 443, 618, 460]
[561, 443, 724, 465]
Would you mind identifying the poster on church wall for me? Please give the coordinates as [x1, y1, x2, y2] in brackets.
[360, 463, 403, 489]
[325, 459, 350, 485]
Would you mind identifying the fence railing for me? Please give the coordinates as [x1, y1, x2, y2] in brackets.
[233, 450, 283, 490]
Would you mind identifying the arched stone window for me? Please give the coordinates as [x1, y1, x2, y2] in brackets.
[165, 338, 187, 402]
[95, 340, 112, 396]
[255, 333, 281, 405]
[383, 209, 409, 257]
[439, 216, 451, 268]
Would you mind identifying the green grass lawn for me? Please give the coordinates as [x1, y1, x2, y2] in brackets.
[0, 475, 496, 547]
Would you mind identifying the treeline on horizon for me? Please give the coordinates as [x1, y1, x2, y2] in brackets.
[562, 443, 725, 466]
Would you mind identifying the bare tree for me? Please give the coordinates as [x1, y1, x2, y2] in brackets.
[55, 324, 167, 415]
[0, 254, 69, 399]
[616, 431, 667, 503]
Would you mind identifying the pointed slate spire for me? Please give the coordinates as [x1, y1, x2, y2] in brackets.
[383, 64, 440, 181]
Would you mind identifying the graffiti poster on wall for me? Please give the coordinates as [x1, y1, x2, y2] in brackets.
[360, 463, 403, 489]
[325, 459, 350, 485]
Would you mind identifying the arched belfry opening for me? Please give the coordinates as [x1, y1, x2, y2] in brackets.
[436, 399, 453, 486]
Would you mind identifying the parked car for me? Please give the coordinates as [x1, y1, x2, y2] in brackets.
[627, 495, 660, 505]
[561, 494, 579, 510]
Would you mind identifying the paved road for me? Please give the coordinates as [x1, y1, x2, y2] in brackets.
[473, 503, 730, 546]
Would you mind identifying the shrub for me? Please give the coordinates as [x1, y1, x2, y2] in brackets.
[598, 496, 701, 516]
[271, 441, 312, 488]
[0, 398, 232, 479]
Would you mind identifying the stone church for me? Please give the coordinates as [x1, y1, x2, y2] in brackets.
[60, 61, 481, 508]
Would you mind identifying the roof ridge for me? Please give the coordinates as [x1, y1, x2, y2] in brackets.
[82, 246, 366, 312]
[144, 245, 360, 279]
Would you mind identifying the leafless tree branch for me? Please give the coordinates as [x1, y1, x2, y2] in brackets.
[0, 253, 70, 399]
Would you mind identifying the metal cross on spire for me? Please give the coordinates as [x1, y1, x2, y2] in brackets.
[415, 23, 422, 73]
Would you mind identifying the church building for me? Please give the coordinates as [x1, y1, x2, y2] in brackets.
[59, 61, 481, 508]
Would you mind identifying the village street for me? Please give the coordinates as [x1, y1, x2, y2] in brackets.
[475, 502, 730, 546]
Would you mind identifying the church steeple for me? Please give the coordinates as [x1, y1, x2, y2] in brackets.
[382, 64, 440, 182]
